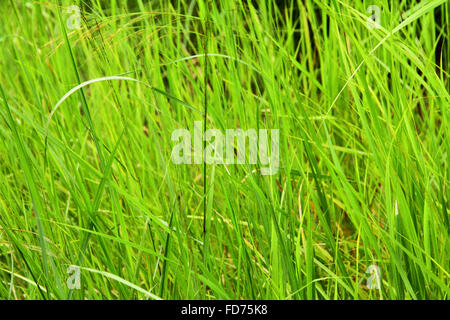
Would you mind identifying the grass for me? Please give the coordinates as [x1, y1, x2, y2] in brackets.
[0, 0, 448, 300]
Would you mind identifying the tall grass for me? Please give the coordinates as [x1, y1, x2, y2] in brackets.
[0, 0, 448, 299]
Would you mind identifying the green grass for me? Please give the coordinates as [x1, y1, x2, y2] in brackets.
[0, 0, 448, 299]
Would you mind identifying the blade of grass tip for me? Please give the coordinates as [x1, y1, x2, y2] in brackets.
[0, 86, 51, 298]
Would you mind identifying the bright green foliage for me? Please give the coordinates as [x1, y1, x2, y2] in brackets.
[0, 0, 448, 299]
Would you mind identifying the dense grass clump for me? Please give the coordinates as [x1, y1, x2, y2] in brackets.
[0, 0, 448, 299]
